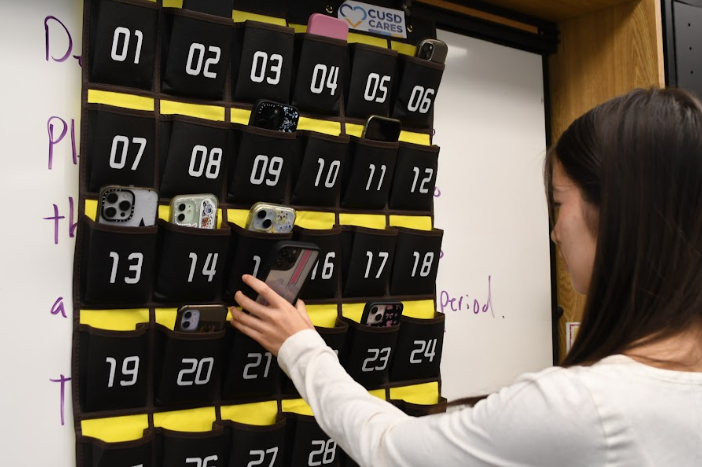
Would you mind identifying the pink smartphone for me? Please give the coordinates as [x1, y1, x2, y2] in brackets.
[307, 13, 349, 41]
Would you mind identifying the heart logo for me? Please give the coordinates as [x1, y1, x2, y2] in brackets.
[339, 4, 367, 29]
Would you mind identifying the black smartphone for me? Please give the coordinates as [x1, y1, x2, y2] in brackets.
[416, 39, 448, 64]
[174, 304, 228, 332]
[362, 115, 402, 142]
[256, 241, 320, 305]
[361, 301, 404, 327]
[249, 99, 300, 132]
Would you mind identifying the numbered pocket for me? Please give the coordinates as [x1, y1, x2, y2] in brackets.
[391, 55, 444, 129]
[159, 118, 231, 199]
[156, 425, 227, 467]
[162, 8, 233, 99]
[388, 143, 439, 212]
[341, 227, 398, 298]
[228, 126, 295, 204]
[292, 34, 346, 115]
[340, 317, 399, 388]
[79, 324, 149, 412]
[389, 313, 445, 382]
[284, 412, 340, 467]
[221, 326, 280, 400]
[390, 397, 448, 417]
[154, 221, 230, 303]
[389, 228, 443, 296]
[154, 325, 225, 406]
[81, 216, 157, 306]
[233, 21, 295, 103]
[341, 137, 398, 210]
[182, 0, 234, 17]
[292, 133, 349, 208]
[345, 44, 397, 119]
[223, 418, 286, 467]
[224, 223, 293, 302]
[80, 431, 153, 467]
[294, 226, 342, 300]
[87, 106, 156, 193]
[89, 0, 158, 89]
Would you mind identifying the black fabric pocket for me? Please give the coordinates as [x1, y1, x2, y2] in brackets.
[87, 106, 156, 193]
[224, 223, 293, 302]
[221, 326, 280, 400]
[291, 132, 349, 208]
[233, 21, 295, 103]
[228, 126, 295, 204]
[161, 8, 233, 100]
[79, 324, 149, 413]
[89, 0, 158, 90]
[341, 227, 398, 298]
[284, 412, 340, 467]
[154, 325, 226, 406]
[156, 425, 227, 467]
[294, 226, 342, 300]
[81, 431, 153, 467]
[159, 118, 231, 199]
[345, 44, 398, 119]
[389, 228, 442, 296]
[341, 137, 398, 210]
[154, 221, 230, 303]
[182, 0, 234, 17]
[223, 418, 286, 467]
[388, 143, 439, 212]
[389, 312, 445, 382]
[391, 55, 444, 129]
[390, 397, 448, 417]
[81, 216, 158, 306]
[340, 317, 399, 388]
[292, 34, 346, 115]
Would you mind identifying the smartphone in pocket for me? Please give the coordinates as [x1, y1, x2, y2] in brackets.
[362, 115, 402, 142]
[416, 39, 448, 64]
[170, 193, 218, 229]
[244, 202, 296, 234]
[256, 241, 320, 305]
[97, 185, 159, 227]
[249, 100, 300, 133]
[307, 13, 349, 41]
[361, 301, 404, 327]
[174, 304, 228, 332]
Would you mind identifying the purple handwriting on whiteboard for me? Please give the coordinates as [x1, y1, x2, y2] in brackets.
[51, 297, 68, 319]
[44, 16, 81, 66]
[439, 275, 496, 317]
[43, 197, 77, 245]
[47, 116, 79, 170]
[49, 374, 71, 426]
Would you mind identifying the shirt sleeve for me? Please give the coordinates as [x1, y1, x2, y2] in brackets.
[278, 329, 607, 467]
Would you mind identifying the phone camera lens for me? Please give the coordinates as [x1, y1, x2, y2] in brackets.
[106, 193, 118, 204]
[262, 219, 272, 229]
[105, 207, 117, 218]
[184, 311, 191, 319]
[371, 306, 378, 313]
[119, 200, 131, 211]
[177, 214, 185, 222]
[178, 203, 186, 211]
[182, 321, 190, 329]
[257, 210, 267, 219]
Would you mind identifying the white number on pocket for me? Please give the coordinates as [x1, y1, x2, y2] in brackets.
[247, 447, 279, 467]
[310, 252, 335, 281]
[363, 73, 390, 103]
[365, 163, 387, 191]
[410, 339, 437, 363]
[315, 158, 341, 188]
[250, 155, 283, 187]
[410, 167, 434, 194]
[252, 255, 262, 278]
[105, 356, 140, 388]
[185, 456, 218, 467]
[363, 251, 389, 279]
[186, 43, 221, 79]
[308, 439, 337, 466]
[109, 135, 147, 171]
[250, 51, 283, 85]
[411, 251, 435, 278]
[243, 352, 273, 380]
[361, 347, 391, 372]
[108, 251, 144, 285]
[111, 27, 143, 64]
[407, 85, 436, 114]
[310, 64, 339, 95]
[188, 145, 222, 179]
[188, 252, 219, 283]
[177, 357, 214, 386]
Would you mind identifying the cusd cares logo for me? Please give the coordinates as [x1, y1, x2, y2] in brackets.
[339, 3, 405, 34]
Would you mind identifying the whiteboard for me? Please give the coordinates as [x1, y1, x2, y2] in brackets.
[434, 29, 552, 400]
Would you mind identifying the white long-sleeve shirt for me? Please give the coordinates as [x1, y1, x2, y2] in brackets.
[278, 329, 702, 467]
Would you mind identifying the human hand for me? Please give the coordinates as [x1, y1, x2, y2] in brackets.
[230, 274, 315, 356]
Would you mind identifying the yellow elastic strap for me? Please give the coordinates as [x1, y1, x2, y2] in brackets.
[153, 407, 217, 432]
[162, 0, 182, 7]
[220, 401, 278, 426]
[80, 309, 149, 331]
[231, 108, 251, 125]
[227, 209, 248, 228]
[295, 211, 336, 230]
[85, 199, 98, 221]
[401, 300, 436, 319]
[298, 117, 342, 136]
[369, 389, 387, 400]
[159, 206, 224, 229]
[161, 100, 226, 122]
[399, 131, 431, 146]
[388, 215, 432, 230]
[341, 303, 365, 323]
[281, 398, 314, 416]
[389, 382, 440, 405]
[391, 41, 416, 56]
[87, 90, 155, 112]
[81, 414, 149, 443]
[339, 213, 386, 229]
[347, 32, 387, 48]
[232, 10, 286, 26]
[289, 23, 307, 33]
[154, 308, 179, 330]
[345, 123, 363, 138]
[307, 304, 339, 328]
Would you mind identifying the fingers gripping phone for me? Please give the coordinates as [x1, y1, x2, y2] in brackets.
[256, 241, 320, 306]
[361, 301, 404, 327]
[307, 13, 349, 41]
[249, 100, 300, 133]
[174, 304, 228, 332]
[245, 202, 296, 234]
[416, 39, 448, 64]
[97, 185, 159, 227]
[362, 115, 402, 142]
[170, 193, 218, 229]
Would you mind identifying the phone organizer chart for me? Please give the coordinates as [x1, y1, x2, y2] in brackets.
[73, 1, 447, 466]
